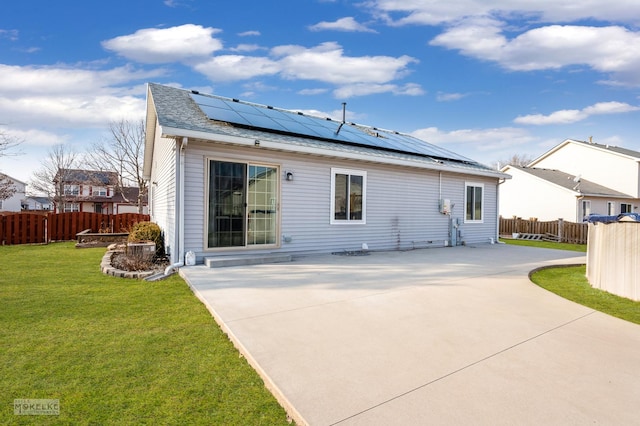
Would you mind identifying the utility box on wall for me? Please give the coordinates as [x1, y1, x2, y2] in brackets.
[440, 199, 451, 215]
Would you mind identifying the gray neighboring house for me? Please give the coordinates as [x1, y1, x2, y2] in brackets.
[22, 196, 53, 211]
[144, 83, 508, 265]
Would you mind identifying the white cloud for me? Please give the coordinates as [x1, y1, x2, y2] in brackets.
[410, 126, 541, 165]
[514, 101, 640, 125]
[431, 23, 640, 85]
[436, 92, 467, 102]
[373, 0, 640, 26]
[193, 55, 281, 82]
[333, 83, 397, 98]
[272, 42, 417, 85]
[298, 88, 330, 95]
[372, 2, 640, 85]
[0, 64, 152, 127]
[230, 44, 262, 52]
[0, 29, 19, 41]
[309, 17, 377, 33]
[102, 24, 223, 63]
[238, 30, 261, 37]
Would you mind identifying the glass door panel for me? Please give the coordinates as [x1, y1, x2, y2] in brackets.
[208, 161, 247, 248]
[248, 165, 278, 245]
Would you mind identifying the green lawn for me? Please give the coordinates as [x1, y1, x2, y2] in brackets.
[0, 243, 291, 425]
[500, 237, 587, 252]
[501, 238, 639, 325]
[530, 265, 640, 325]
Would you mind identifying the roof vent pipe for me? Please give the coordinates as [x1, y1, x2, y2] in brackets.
[336, 102, 346, 135]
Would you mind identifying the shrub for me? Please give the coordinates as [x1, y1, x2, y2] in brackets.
[128, 221, 165, 257]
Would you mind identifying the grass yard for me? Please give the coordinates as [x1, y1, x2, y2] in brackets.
[502, 238, 639, 324]
[530, 265, 640, 325]
[500, 238, 587, 252]
[0, 243, 291, 425]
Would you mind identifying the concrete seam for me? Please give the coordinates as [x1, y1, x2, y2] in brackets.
[330, 310, 597, 425]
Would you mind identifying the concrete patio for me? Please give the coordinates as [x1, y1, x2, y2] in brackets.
[179, 244, 640, 425]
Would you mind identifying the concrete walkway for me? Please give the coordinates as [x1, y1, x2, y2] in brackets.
[180, 245, 640, 425]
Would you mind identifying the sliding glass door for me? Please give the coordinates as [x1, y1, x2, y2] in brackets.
[208, 160, 278, 249]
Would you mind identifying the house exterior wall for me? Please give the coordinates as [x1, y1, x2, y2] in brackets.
[115, 203, 149, 214]
[148, 124, 178, 262]
[22, 198, 52, 211]
[180, 139, 499, 261]
[499, 167, 639, 221]
[0, 178, 25, 212]
[532, 143, 640, 197]
[500, 167, 576, 221]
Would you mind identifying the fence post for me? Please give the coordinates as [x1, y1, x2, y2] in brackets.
[558, 218, 564, 243]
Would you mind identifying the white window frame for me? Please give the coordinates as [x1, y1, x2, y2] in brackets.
[582, 200, 591, 220]
[464, 182, 484, 223]
[93, 186, 108, 196]
[64, 203, 80, 212]
[607, 201, 615, 216]
[64, 184, 79, 196]
[330, 168, 367, 225]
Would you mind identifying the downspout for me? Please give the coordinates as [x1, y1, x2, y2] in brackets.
[496, 178, 506, 244]
[164, 137, 188, 276]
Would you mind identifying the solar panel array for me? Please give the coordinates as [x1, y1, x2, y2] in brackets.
[189, 92, 472, 163]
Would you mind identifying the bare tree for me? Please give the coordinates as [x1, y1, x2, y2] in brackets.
[30, 144, 79, 212]
[85, 119, 147, 213]
[0, 172, 16, 201]
[492, 153, 535, 170]
[0, 129, 23, 201]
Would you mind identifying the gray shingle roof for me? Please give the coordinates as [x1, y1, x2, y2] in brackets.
[510, 165, 633, 197]
[148, 83, 503, 177]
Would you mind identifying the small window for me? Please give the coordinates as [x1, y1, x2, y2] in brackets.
[331, 168, 366, 224]
[582, 200, 591, 219]
[93, 187, 107, 196]
[64, 203, 80, 212]
[464, 183, 483, 223]
[64, 184, 79, 196]
[607, 202, 615, 215]
[621, 203, 632, 214]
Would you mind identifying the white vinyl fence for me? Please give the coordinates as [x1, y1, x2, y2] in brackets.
[586, 221, 640, 301]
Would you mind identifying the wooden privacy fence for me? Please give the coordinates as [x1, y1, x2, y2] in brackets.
[0, 212, 150, 245]
[499, 217, 588, 244]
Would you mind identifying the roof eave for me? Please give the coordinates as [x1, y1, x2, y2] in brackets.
[160, 125, 508, 179]
[143, 84, 157, 180]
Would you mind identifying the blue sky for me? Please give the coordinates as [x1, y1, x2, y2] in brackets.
[1, 0, 639, 185]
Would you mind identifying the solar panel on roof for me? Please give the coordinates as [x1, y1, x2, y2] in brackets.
[189, 92, 473, 163]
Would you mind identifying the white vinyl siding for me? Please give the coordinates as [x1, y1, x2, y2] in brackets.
[148, 124, 178, 261]
[180, 140, 499, 258]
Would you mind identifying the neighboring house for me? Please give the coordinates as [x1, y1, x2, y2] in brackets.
[144, 83, 507, 265]
[114, 187, 149, 214]
[22, 196, 53, 211]
[0, 173, 26, 212]
[53, 169, 147, 214]
[500, 139, 640, 221]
